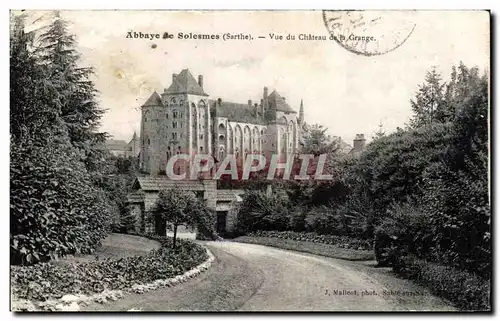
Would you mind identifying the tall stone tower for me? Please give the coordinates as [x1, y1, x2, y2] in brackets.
[139, 69, 209, 175]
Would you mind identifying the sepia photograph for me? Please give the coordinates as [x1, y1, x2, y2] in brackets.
[9, 9, 491, 312]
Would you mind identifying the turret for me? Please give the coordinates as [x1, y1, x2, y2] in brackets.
[299, 99, 304, 124]
[262, 86, 269, 116]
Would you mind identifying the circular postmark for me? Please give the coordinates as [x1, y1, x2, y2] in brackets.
[323, 10, 416, 56]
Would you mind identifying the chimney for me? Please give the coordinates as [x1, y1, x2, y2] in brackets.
[198, 75, 204, 89]
[263, 86, 268, 99]
[248, 99, 252, 106]
[353, 134, 366, 151]
[217, 98, 222, 106]
[172, 73, 178, 83]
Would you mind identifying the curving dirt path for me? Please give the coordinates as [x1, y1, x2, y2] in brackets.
[83, 241, 456, 311]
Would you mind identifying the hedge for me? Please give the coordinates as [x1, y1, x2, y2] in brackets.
[247, 230, 372, 251]
[393, 255, 491, 311]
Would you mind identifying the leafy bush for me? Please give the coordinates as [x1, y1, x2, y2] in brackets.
[421, 159, 490, 277]
[393, 255, 490, 311]
[10, 236, 207, 302]
[247, 230, 372, 250]
[373, 202, 431, 266]
[236, 189, 291, 234]
[10, 141, 110, 265]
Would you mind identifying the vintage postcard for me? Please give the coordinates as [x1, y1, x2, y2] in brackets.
[10, 10, 490, 312]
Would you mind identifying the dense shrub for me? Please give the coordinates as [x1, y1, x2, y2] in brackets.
[351, 123, 454, 231]
[247, 230, 372, 250]
[393, 255, 490, 311]
[421, 159, 490, 277]
[236, 189, 291, 234]
[11, 236, 207, 302]
[10, 141, 111, 265]
[373, 202, 431, 266]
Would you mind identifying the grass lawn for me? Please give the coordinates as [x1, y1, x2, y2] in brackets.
[53, 233, 161, 265]
[233, 236, 374, 261]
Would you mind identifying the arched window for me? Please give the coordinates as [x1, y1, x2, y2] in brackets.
[219, 134, 225, 143]
[200, 146, 203, 152]
[166, 113, 169, 119]
[144, 110, 150, 122]
[218, 123, 225, 131]
[171, 97, 177, 104]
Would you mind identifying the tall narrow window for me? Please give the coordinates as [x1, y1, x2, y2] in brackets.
[173, 111, 178, 118]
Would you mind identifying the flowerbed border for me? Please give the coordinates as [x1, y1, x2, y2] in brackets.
[11, 246, 215, 312]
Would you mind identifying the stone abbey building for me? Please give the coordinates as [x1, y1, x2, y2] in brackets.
[139, 68, 304, 174]
[127, 68, 305, 236]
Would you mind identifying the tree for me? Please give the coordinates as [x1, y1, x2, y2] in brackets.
[10, 14, 62, 142]
[149, 189, 215, 249]
[372, 122, 386, 140]
[10, 13, 111, 265]
[410, 67, 446, 127]
[38, 12, 107, 175]
[301, 123, 339, 156]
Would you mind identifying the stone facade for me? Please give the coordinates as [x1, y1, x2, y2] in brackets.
[127, 177, 217, 234]
[137, 68, 304, 175]
[127, 177, 243, 235]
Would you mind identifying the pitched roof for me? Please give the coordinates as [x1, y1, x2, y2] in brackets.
[332, 136, 354, 154]
[105, 139, 127, 150]
[268, 90, 297, 114]
[210, 100, 265, 125]
[216, 189, 245, 202]
[127, 191, 145, 203]
[142, 91, 163, 107]
[165, 69, 208, 96]
[131, 176, 210, 192]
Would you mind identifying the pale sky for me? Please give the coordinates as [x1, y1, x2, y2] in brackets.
[23, 10, 490, 145]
